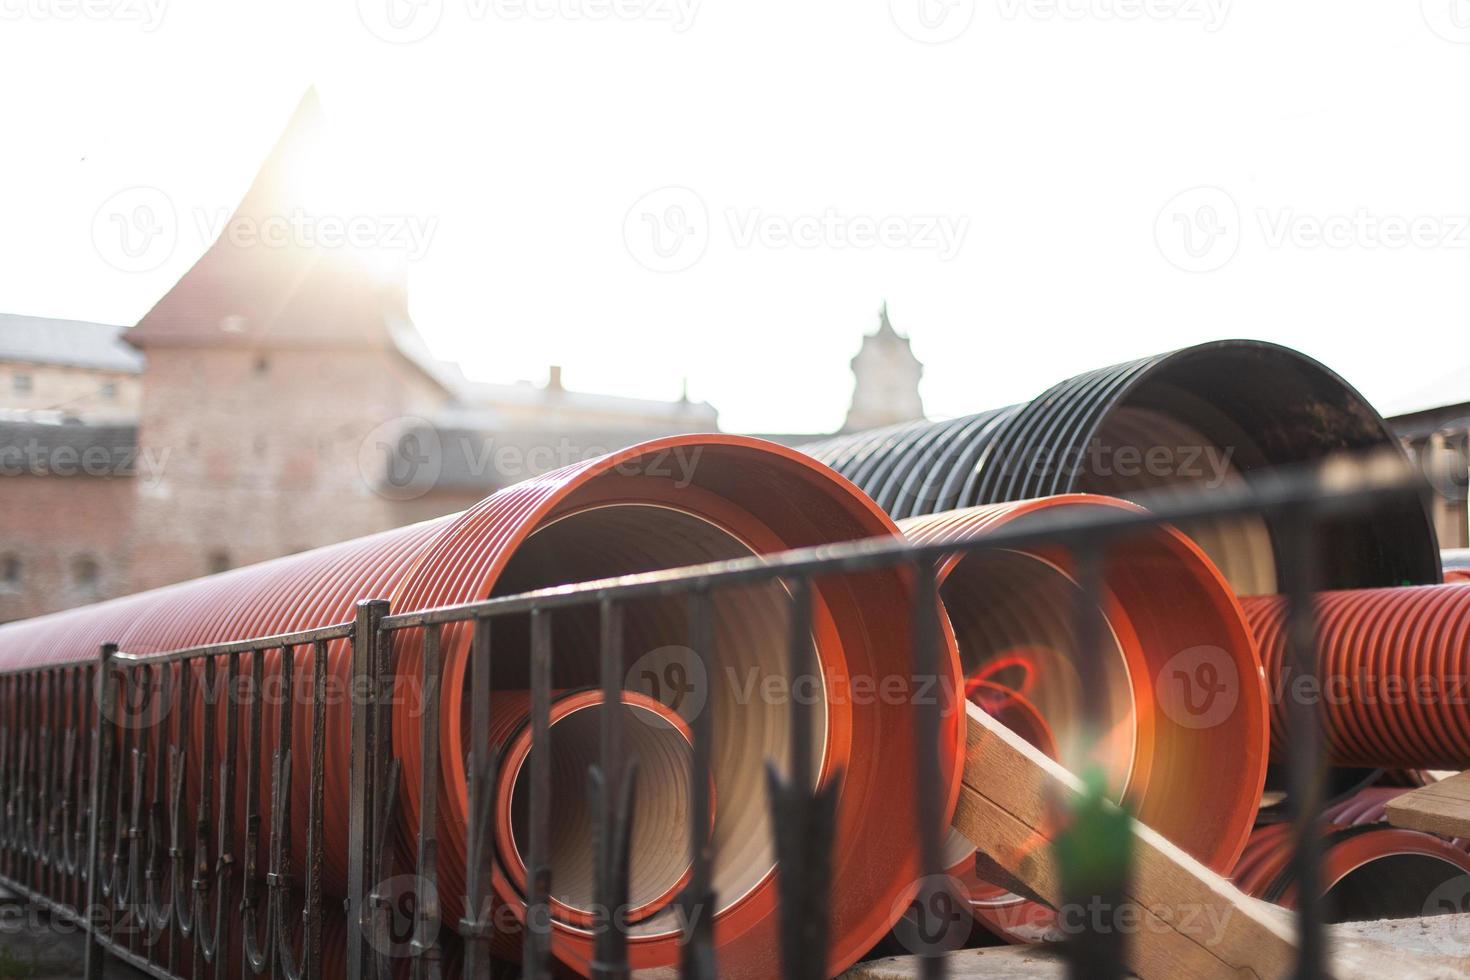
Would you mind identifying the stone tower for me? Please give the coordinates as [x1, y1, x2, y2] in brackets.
[842, 302, 924, 432]
[123, 89, 450, 592]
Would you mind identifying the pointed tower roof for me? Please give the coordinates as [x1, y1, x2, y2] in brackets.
[125, 89, 436, 383]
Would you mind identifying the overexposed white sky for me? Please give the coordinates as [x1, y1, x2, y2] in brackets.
[2, 0, 1468, 432]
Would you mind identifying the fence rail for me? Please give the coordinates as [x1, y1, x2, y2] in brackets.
[0, 452, 1431, 979]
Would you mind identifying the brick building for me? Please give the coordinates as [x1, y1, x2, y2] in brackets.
[0, 92, 717, 623]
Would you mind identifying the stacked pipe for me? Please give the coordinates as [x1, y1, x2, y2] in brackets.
[803, 339, 1441, 595]
[1444, 549, 1470, 584]
[0, 435, 965, 979]
[900, 495, 1268, 942]
[1241, 584, 1470, 770]
[1233, 789, 1470, 922]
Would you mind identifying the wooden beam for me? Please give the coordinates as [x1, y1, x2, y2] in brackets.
[953, 703, 1441, 980]
[1385, 771, 1470, 840]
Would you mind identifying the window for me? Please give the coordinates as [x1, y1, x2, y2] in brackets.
[72, 555, 99, 590]
[100, 381, 117, 400]
[207, 550, 231, 575]
[13, 373, 32, 394]
[253, 355, 270, 375]
[1, 555, 19, 588]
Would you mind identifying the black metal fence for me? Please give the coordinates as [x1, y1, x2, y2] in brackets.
[0, 453, 1430, 979]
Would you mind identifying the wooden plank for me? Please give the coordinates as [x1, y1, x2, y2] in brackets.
[952, 703, 1441, 980]
[1385, 771, 1470, 840]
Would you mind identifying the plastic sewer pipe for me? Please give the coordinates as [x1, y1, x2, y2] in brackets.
[0, 435, 965, 980]
[1241, 583, 1470, 770]
[1232, 819, 1470, 922]
[806, 339, 1441, 595]
[898, 495, 1269, 944]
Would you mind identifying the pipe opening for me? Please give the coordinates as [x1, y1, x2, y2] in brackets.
[504, 697, 698, 922]
[1091, 406, 1277, 596]
[1325, 853, 1468, 923]
[939, 550, 1136, 888]
[485, 503, 822, 935]
[942, 550, 1136, 794]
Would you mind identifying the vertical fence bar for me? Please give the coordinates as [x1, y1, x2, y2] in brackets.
[461, 617, 496, 979]
[768, 575, 839, 980]
[592, 598, 631, 980]
[412, 625, 443, 980]
[524, 609, 554, 980]
[84, 643, 118, 980]
[347, 599, 390, 979]
[1281, 511, 1324, 980]
[680, 587, 717, 980]
[305, 639, 328, 980]
[910, 562, 946, 980]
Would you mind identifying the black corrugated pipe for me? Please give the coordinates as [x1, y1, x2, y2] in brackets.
[804, 339, 1441, 594]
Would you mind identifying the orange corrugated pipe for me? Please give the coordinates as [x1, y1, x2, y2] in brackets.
[1232, 817, 1470, 921]
[0, 435, 965, 980]
[900, 496, 1269, 944]
[1241, 583, 1470, 770]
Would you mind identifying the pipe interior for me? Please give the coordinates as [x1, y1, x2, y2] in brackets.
[486, 503, 819, 935]
[1090, 406, 1278, 596]
[507, 701, 696, 917]
[940, 549, 1135, 873]
[1099, 349, 1440, 591]
[1324, 853, 1468, 923]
